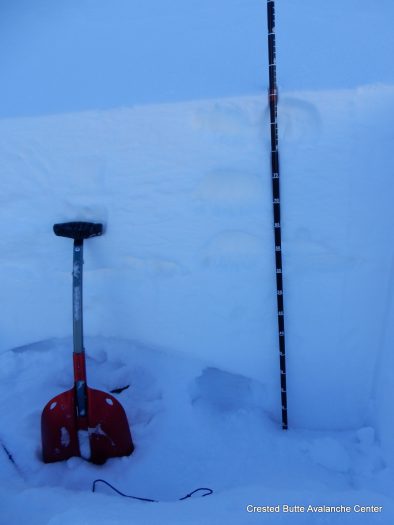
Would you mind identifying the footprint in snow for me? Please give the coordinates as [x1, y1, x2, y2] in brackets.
[190, 366, 265, 415]
[307, 437, 351, 473]
[273, 95, 322, 145]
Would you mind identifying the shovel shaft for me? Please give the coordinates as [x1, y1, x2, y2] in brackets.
[73, 353, 88, 421]
[73, 239, 84, 355]
[73, 239, 88, 423]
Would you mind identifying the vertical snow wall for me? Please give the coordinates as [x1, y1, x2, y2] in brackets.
[0, 85, 393, 433]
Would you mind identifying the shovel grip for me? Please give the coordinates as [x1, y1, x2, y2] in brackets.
[54, 222, 103, 241]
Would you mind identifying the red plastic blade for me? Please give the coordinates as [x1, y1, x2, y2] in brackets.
[41, 388, 80, 463]
[41, 387, 134, 464]
[87, 388, 134, 464]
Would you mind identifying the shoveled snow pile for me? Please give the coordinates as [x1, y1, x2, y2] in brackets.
[0, 337, 393, 524]
[1, 0, 394, 523]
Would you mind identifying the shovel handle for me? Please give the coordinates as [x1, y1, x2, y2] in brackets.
[73, 353, 88, 420]
[72, 239, 88, 422]
[73, 240, 84, 355]
[73, 353, 87, 383]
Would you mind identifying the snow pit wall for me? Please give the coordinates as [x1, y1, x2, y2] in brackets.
[0, 86, 393, 431]
[374, 255, 394, 468]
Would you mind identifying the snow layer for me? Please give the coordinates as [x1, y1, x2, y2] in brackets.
[1, 87, 393, 430]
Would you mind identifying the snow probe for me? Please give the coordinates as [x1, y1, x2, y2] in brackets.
[267, 0, 288, 429]
[41, 222, 134, 464]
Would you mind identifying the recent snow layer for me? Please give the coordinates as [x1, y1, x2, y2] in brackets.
[0, 84, 393, 523]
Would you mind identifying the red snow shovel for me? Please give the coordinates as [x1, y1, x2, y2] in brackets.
[41, 222, 134, 464]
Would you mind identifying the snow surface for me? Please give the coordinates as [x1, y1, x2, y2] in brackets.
[0, 0, 394, 524]
[1, 338, 393, 524]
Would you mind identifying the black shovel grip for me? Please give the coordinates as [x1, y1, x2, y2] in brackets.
[53, 222, 103, 241]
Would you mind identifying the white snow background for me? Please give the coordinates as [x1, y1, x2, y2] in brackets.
[0, 0, 394, 523]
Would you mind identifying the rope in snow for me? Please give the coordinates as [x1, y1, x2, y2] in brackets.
[92, 479, 213, 502]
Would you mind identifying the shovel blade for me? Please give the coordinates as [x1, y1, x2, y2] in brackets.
[41, 387, 134, 464]
[41, 388, 80, 463]
[87, 387, 134, 464]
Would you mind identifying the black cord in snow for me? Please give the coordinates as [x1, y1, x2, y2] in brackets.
[110, 384, 130, 394]
[1, 443, 16, 465]
[92, 479, 213, 502]
[178, 488, 213, 500]
[1, 442, 24, 479]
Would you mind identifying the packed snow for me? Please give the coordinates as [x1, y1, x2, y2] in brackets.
[0, 1, 394, 524]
